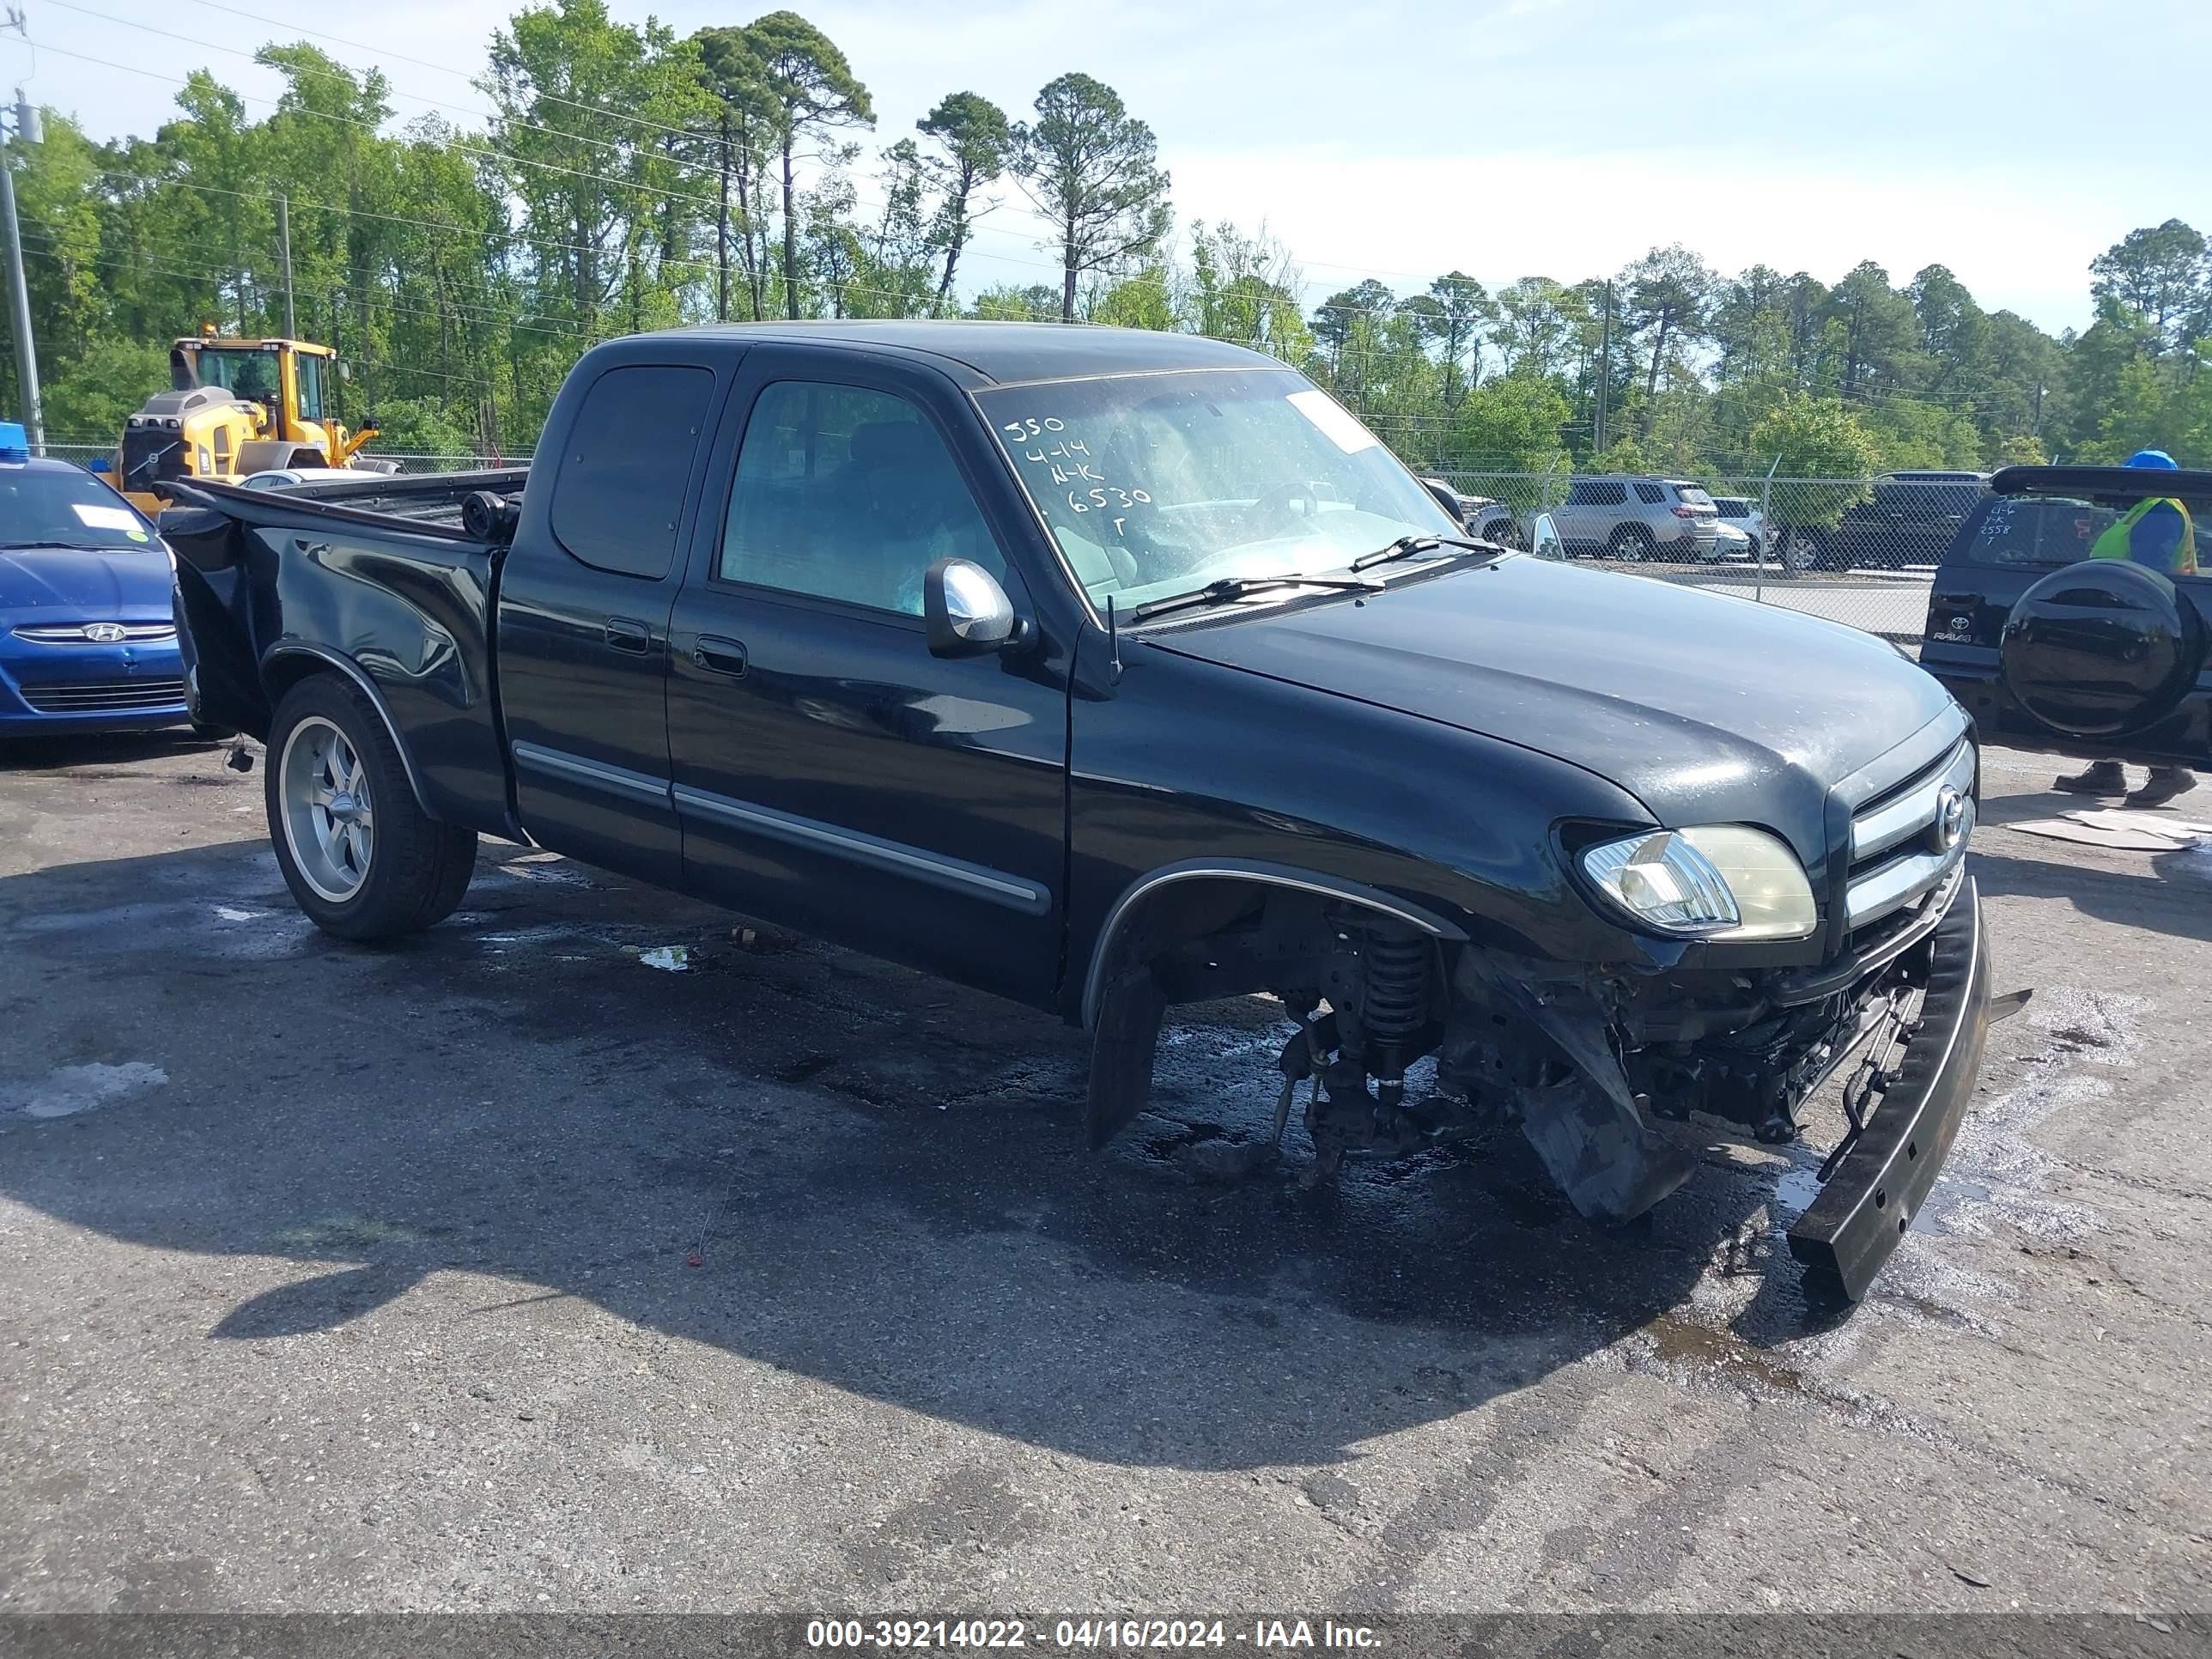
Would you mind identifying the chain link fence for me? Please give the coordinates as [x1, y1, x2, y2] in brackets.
[44, 437, 1968, 645]
[1428, 468, 1986, 641]
[45, 442, 530, 477]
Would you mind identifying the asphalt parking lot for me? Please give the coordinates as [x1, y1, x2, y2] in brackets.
[1, 734, 2207, 1614]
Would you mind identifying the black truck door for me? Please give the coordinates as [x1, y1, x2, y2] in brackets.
[495, 357, 727, 884]
[665, 349, 1067, 1006]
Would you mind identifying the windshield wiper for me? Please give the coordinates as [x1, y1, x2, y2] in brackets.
[0, 541, 99, 551]
[1350, 532, 1508, 571]
[1128, 572, 1381, 623]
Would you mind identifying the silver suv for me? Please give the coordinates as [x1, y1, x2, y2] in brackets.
[1550, 476, 1720, 562]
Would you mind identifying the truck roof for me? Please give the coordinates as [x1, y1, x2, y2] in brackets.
[628, 320, 1277, 387]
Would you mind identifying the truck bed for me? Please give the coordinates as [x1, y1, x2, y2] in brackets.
[185, 467, 532, 536]
[163, 471, 530, 840]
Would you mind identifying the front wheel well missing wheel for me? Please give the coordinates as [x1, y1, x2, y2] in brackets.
[1083, 880, 1701, 1225]
[1081, 874, 1462, 1150]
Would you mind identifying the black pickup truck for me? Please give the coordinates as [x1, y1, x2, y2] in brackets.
[166, 322, 1993, 1302]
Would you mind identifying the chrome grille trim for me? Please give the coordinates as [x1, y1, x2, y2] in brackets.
[1844, 735, 1977, 929]
[11, 623, 179, 644]
[1852, 738, 1976, 862]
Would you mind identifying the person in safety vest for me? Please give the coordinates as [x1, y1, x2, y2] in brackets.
[2055, 449, 2197, 807]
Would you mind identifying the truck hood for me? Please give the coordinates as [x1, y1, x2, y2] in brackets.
[1144, 556, 1958, 861]
[0, 545, 174, 622]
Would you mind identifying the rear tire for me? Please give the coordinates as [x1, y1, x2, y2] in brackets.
[1607, 524, 1655, 562]
[264, 674, 477, 940]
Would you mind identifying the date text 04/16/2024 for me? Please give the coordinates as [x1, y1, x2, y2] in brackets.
[804, 1621, 1382, 1650]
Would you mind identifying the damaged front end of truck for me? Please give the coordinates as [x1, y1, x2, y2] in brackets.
[1085, 735, 1999, 1304]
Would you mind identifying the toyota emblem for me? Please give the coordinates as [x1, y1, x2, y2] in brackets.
[84, 623, 127, 642]
[1935, 786, 1970, 852]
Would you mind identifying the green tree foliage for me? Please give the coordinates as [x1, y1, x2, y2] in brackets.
[1749, 393, 1885, 528]
[746, 10, 873, 319]
[1009, 73, 1171, 322]
[2090, 219, 2207, 354]
[1619, 244, 1715, 402]
[690, 25, 776, 321]
[1, 9, 2206, 479]
[915, 92, 1010, 318]
[1448, 375, 1571, 470]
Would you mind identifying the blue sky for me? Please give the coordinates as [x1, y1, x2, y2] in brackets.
[8, 0, 2208, 332]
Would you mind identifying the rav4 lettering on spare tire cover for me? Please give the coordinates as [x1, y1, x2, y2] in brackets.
[1998, 559, 2204, 739]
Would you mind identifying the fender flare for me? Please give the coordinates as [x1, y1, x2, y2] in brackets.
[260, 641, 438, 819]
[1079, 857, 1468, 1030]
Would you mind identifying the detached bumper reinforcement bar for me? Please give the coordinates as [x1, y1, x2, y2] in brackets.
[1788, 873, 1990, 1301]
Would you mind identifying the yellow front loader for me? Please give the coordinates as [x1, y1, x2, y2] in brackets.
[117, 329, 381, 514]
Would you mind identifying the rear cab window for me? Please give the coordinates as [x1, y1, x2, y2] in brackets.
[1671, 484, 1714, 507]
[1633, 483, 1666, 504]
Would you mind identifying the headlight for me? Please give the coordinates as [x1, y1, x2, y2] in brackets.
[1579, 825, 1817, 941]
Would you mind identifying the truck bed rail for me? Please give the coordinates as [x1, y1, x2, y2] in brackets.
[168, 468, 531, 540]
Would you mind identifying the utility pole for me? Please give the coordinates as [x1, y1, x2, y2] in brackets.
[1, 15, 43, 452]
[1593, 280, 1612, 457]
[277, 192, 296, 337]
[328, 287, 344, 424]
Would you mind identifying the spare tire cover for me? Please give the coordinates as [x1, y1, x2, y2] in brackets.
[1999, 559, 2203, 738]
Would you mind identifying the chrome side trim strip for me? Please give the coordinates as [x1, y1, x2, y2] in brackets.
[672, 784, 1049, 916]
[512, 741, 673, 808]
[262, 642, 434, 817]
[1081, 859, 1468, 1029]
[1852, 739, 1976, 861]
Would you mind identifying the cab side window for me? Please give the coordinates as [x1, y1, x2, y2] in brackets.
[718, 382, 1004, 617]
[549, 364, 717, 580]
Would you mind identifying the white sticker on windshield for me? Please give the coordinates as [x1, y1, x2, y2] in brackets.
[1286, 388, 1381, 455]
[72, 503, 140, 532]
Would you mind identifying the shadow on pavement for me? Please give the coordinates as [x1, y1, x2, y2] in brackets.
[0, 729, 222, 774]
[0, 837, 1835, 1471]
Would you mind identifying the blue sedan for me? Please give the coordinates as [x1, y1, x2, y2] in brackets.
[1, 422, 194, 737]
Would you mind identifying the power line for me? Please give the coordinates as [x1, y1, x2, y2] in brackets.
[14, 226, 600, 340]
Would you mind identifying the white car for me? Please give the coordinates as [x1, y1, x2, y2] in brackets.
[236, 465, 401, 491]
[1711, 495, 1766, 556]
[1711, 520, 1755, 561]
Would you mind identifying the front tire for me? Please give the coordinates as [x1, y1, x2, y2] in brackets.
[265, 675, 477, 940]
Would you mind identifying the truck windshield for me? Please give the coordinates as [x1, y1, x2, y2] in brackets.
[0, 465, 161, 550]
[975, 368, 1458, 613]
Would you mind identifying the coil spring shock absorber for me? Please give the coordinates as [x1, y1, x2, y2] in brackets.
[1363, 927, 1429, 1109]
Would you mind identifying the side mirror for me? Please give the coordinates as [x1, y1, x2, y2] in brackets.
[1421, 477, 1468, 526]
[924, 558, 1018, 657]
[1532, 513, 1566, 561]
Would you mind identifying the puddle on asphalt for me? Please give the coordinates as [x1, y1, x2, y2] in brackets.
[0, 1061, 168, 1121]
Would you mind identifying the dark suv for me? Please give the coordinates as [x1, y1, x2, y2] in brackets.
[1921, 465, 2209, 766]
[1817, 471, 1989, 572]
